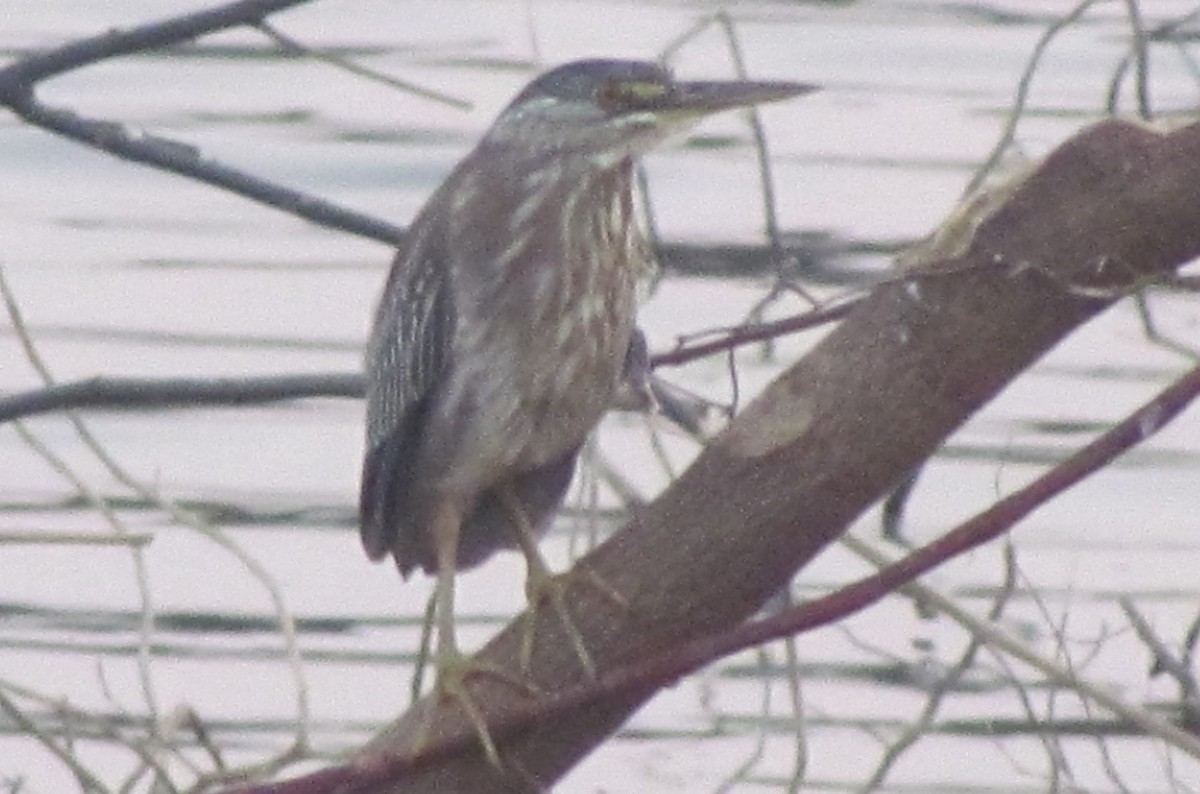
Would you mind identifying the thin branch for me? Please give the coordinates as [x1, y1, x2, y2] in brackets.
[781, 610, 807, 794]
[0, 687, 111, 794]
[712, 647, 773, 793]
[0, 0, 308, 88]
[1134, 291, 1200, 361]
[7, 99, 403, 244]
[0, 677, 181, 793]
[0, 0, 402, 245]
[965, 0, 1101, 196]
[0, 373, 363, 423]
[654, 257, 1012, 369]
[1121, 0, 1152, 119]
[651, 298, 859, 368]
[1, 268, 163, 740]
[251, 20, 470, 110]
[707, 11, 802, 289]
[0, 531, 153, 547]
[0, 0, 835, 259]
[1010, 565, 1076, 788]
[1, 267, 314, 784]
[856, 543, 1020, 793]
[1121, 597, 1200, 731]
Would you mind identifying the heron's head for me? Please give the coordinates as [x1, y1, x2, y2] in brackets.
[482, 59, 817, 169]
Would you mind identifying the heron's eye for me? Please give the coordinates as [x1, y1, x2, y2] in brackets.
[595, 78, 624, 112]
[596, 79, 668, 112]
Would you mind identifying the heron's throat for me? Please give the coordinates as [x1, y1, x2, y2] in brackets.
[535, 157, 652, 282]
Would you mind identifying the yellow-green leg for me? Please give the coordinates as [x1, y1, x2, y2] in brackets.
[501, 487, 627, 678]
[412, 499, 516, 767]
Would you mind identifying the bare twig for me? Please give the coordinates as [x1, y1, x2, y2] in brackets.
[856, 543, 1020, 792]
[657, 8, 822, 315]
[708, 12, 798, 283]
[1119, 0, 1152, 119]
[1014, 570, 1076, 789]
[712, 647, 773, 794]
[652, 298, 859, 368]
[966, 0, 1102, 196]
[1134, 291, 1200, 361]
[781, 611, 807, 794]
[1, 267, 163, 740]
[0, 687, 109, 794]
[1, 268, 313, 786]
[0, 531, 152, 547]
[1121, 597, 1200, 731]
[252, 20, 471, 110]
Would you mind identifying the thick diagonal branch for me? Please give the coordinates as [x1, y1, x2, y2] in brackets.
[234, 117, 1200, 794]
[356, 118, 1200, 792]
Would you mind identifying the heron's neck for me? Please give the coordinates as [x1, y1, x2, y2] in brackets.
[505, 151, 634, 221]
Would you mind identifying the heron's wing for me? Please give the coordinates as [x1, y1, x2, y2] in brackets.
[358, 239, 455, 565]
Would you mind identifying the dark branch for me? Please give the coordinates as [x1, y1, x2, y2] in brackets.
[0, 0, 851, 260]
[1, 98, 403, 245]
[3, 292, 861, 422]
[327, 118, 1200, 792]
[0, 0, 308, 90]
[0, 374, 363, 423]
[651, 297, 860, 368]
[0, 0, 403, 245]
[228, 362, 1200, 793]
[0, 371, 711, 433]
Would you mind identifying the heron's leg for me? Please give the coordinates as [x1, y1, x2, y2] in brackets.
[500, 486, 626, 679]
[431, 499, 464, 664]
[412, 498, 518, 768]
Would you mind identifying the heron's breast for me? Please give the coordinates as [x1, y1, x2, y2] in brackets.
[428, 166, 645, 489]
[533, 274, 634, 418]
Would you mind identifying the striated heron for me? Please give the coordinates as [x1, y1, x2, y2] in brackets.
[359, 58, 815, 764]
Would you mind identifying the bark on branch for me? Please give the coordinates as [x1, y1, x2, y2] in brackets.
[235, 116, 1200, 793]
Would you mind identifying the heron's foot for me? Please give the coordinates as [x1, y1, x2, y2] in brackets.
[577, 563, 629, 610]
[413, 651, 535, 769]
[519, 562, 628, 678]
